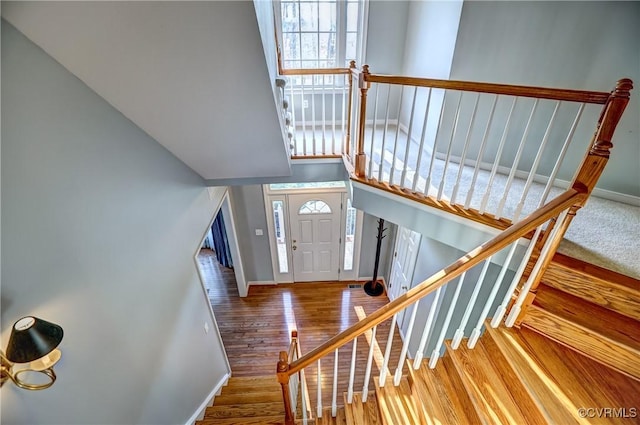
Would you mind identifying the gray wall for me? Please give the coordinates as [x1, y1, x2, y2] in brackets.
[401, 237, 513, 359]
[230, 185, 275, 283]
[449, 1, 640, 196]
[1, 22, 229, 425]
[365, 1, 410, 74]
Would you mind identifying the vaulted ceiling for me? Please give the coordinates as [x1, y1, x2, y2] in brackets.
[3, 1, 291, 180]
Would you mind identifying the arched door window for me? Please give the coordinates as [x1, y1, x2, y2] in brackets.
[298, 200, 332, 214]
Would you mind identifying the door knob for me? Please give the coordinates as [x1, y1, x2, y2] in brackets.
[401, 286, 408, 290]
[292, 246, 297, 250]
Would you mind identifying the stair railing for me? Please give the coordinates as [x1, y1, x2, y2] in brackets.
[277, 187, 584, 424]
[349, 67, 632, 229]
[278, 64, 358, 158]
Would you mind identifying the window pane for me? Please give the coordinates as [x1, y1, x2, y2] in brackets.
[319, 32, 336, 61]
[318, 2, 336, 31]
[299, 200, 332, 214]
[281, 2, 299, 31]
[346, 32, 357, 64]
[346, 2, 359, 32]
[301, 33, 319, 60]
[343, 199, 356, 271]
[272, 201, 289, 273]
[300, 2, 318, 31]
[283, 32, 301, 60]
[269, 181, 346, 190]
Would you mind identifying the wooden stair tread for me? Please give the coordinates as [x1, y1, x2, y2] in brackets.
[546, 253, 640, 321]
[344, 391, 381, 425]
[487, 324, 640, 424]
[204, 401, 284, 419]
[484, 325, 581, 424]
[525, 284, 640, 379]
[198, 415, 284, 424]
[375, 377, 421, 425]
[413, 357, 481, 425]
[445, 340, 532, 424]
[214, 390, 283, 405]
[477, 336, 547, 425]
[222, 375, 281, 390]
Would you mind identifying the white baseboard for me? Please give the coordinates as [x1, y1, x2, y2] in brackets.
[247, 280, 278, 287]
[187, 372, 231, 425]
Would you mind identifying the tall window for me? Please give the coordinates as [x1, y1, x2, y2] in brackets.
[277, 0, 367, 70]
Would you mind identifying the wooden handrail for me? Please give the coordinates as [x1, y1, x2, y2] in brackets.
[284, 188, 584, 376]
[364, 74, 610, 104]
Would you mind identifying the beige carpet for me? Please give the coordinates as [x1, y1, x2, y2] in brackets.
[559, 196, 640, 279]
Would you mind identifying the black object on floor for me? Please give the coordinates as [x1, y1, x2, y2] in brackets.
[364, 218, 387, 297]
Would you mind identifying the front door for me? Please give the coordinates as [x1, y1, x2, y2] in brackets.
[288, 193, 342, 282]
[388, 226, 422, 327]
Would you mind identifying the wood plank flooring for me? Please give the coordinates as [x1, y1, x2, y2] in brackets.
[198, 249, 404, 411]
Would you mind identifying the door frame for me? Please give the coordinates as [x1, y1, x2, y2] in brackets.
[263, 184, 363, 283]
[387, 226, 422, 328]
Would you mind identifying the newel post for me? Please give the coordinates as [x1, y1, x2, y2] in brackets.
[571, 78, 633, 202]
[277, 351, 295, 425]
[355, 65, 371, 178]
[345, 60, 357, 158]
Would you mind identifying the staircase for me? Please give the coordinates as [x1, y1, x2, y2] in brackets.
[195, 253, 640, 425]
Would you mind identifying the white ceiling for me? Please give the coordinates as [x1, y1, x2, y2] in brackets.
[3, 1, 291, 180]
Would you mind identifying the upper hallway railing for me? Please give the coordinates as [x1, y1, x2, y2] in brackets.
[278, 61, 632, 231]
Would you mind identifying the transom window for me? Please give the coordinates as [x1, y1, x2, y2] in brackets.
[276, 0, 367, 70]
[299, 200, 332, 214]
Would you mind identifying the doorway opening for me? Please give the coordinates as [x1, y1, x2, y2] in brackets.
[264, 182, 363, 283]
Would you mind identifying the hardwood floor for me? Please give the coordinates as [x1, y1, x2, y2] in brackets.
[197, 249, 403, 410]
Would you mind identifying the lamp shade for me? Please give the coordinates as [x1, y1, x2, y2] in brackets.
[5, 317, 63, 364]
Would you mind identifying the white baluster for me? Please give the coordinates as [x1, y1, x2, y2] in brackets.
[451, 93, 480, 204]
[389, 86, 406, 186]
[400, 87, 419, 187]
[452, 257, 492, 349]
[301, 83, 307, 156]
[468, 242, 518, 348]
[317, 359, 322, 418]
[311, 76, 317, 155]
[540, 103, 584, 205]
[378, 84, 392, 181]
[379, 314, 397, 387]
[321, 75, 326, 155]
[513, 101, 561, 221]
[412, 88, 433, 191]
[491, 226, 543, 328]
[423, 90, 447, 196]
[394, 301, 420, 386]
[289, 82, 297, 154]
[480, 96, 517, 215]
[331, 348, 339, 417]
[413, 286, 443, 369]
[506, 209, 569, 326]
[347, 337, 358, 403]
[341, 75, 347, 154]
[362, 325, 377, 402]
[437, 91, 463, 201]
[495, 99, 539, 219]
[429, 272, 466, 369]
[464, 95, 498, 209]
[368, 84, 380, 179]
[331, 74, 337, 155]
